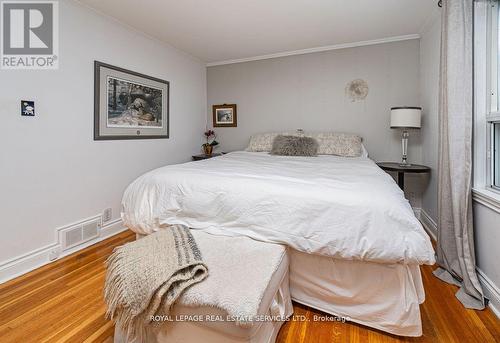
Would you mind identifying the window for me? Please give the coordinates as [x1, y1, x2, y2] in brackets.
[473, 0, 500, 208]
[494, 122, 500, 188]
[486, 1, 500, 191]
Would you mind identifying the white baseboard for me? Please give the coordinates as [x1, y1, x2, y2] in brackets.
[412, 207, 421, 218]
[0, 218, 126, 284]
[100, 218, 127, 238]
[415, 208, 499, 319]
[478, 268, 500, 319]
[415, 207, 438, 241]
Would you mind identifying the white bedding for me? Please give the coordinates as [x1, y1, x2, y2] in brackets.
[122, 151, 435, 265]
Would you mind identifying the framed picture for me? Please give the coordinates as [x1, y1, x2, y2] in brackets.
[94, 61, 169, 140]
[212, 104, 237, 127]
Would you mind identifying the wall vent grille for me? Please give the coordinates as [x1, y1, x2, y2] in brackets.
[60, 218, 101, 251]
[102, 208, 112, 223]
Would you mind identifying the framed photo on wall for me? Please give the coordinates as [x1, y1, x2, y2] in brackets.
[94, 61, 169, 140]
[212, 104, 237, 127]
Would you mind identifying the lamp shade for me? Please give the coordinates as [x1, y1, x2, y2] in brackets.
[390, 107, 421, 129]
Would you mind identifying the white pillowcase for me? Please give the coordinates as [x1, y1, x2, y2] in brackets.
[246, 131, 364, 158]
[305, 132, 362, 157]
[360, 144, 369, 158]
[246, 131, 302, 152]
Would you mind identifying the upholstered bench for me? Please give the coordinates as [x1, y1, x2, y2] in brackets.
[114, 230, 293, 343]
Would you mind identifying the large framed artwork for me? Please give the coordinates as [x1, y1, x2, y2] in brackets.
[94, 61, 169, 140]
[212, 104, 237, 127]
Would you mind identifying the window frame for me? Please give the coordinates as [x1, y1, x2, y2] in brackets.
[485, 0, 500, 193]
[492, 122, 500, 188]
[472, 0, 500, 211]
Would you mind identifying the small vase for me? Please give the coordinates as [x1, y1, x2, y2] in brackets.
[203, 145, 213, 155]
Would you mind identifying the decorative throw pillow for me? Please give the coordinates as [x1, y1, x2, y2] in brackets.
[270, 135, 319, 156]
[306, 132, 362, 157]
[246, 131, 302, 152]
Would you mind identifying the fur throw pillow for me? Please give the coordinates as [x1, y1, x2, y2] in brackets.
[270, 135, 319, 156]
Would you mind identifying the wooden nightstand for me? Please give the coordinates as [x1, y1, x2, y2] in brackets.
[376, 162, 430, 190]
[192, 153, 225, 161]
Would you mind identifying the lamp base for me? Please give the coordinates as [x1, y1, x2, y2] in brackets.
[400, 131, 410, 167]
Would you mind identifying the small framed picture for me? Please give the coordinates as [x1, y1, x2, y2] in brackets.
[213, 104, 237, 127]
[21, 100, 35, 116]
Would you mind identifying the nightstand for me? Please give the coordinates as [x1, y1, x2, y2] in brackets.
[376, 162, 430, 190]
[192, 153, 225, 161]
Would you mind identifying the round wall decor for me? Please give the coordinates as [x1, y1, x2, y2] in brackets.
[345, 79, 369, 102]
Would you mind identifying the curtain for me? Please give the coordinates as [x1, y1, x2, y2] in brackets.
[435, 0, 485, 310]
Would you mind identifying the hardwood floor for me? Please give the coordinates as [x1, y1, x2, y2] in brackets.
[0, 230, 498, 343]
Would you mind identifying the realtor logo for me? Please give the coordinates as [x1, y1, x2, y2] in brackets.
[1, 1, 58, 69]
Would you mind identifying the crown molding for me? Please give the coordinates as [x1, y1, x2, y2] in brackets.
[206, 34, 420, 67]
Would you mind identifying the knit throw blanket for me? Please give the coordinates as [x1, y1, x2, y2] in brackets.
[104, 225, 208, 340]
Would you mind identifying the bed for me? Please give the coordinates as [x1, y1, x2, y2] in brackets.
[121, 151, 435, 336]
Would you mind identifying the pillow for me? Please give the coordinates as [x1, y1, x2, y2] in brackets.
[246, 131, 302, 152]
[270, 135, 319, 156]
[306, 132, 362, 157]
[360, 144, 369, 158]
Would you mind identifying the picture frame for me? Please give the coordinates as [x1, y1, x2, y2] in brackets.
[212, 104, 237, 127]
[94, 61, 169, 140]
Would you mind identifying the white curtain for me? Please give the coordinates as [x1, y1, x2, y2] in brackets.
[434, 0, 485, 310]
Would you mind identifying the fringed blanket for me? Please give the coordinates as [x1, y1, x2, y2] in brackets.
[104, 225, 208, 341]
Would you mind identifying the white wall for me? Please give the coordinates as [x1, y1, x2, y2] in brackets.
[474, 203, 500, 313]
[207, 39, 425, 206]
[0, 0, 206, 269]
[419, 10, 441, 224]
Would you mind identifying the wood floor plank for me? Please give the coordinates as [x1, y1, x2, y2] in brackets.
[0, 230, 498, 343]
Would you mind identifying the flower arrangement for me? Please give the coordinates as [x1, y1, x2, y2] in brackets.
[202, 129, 219, 155]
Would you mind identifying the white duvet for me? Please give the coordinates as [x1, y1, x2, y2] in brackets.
[122, 151, 435, 265]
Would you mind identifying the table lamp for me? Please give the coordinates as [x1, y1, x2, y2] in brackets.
[390, 107, 421, 166]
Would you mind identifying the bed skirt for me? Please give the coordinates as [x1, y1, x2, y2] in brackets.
[289, 249, 425, 337]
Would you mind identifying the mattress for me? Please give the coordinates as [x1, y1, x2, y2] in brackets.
[122, 151, 435, 265]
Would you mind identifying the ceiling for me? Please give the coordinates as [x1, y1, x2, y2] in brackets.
[78, 0, 437, 64]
